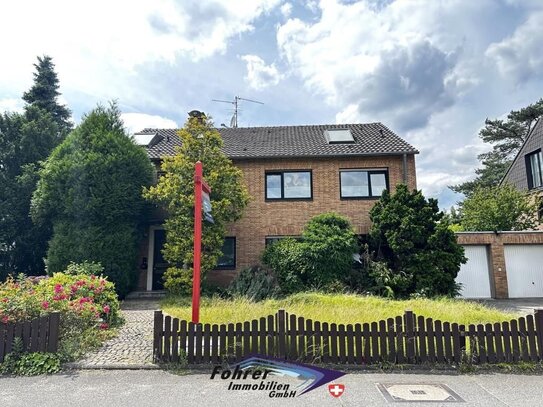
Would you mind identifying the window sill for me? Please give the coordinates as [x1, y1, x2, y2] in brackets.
[265, 198, 313, 202]
[340, 196, 381, 200]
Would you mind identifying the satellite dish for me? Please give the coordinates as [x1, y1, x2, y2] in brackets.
[230, 115, 236, 128]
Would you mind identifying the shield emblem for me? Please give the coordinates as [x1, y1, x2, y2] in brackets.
[328, 383, 345, 398]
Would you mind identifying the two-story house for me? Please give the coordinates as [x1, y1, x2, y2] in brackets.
[134, 123, 418, 291]
[501, 117, 543, 227]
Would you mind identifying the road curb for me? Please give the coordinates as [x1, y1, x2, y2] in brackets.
[64, 363, 160, 370]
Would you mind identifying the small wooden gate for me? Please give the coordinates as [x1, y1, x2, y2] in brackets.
[153, 309, 543, 365]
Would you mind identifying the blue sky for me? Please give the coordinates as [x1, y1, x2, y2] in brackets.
[1, 0, 543, 208]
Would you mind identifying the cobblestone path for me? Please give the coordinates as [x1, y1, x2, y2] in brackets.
[70, 299, 159, 369]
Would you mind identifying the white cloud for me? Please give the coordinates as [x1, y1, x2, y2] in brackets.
[280, 2, 293, 18]
[486, 12, 543, 83]
[0, 98, 24, 113]
[275, 0, 543, 207]
[276, 0, 478, 132]
[241, 55, 283, 89]
[121, 113, 177, 134]
[0, 0, 281, 113]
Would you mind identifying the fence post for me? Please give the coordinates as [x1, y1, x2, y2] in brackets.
[153, 311, 164, 362]
[534, 309, 543, 361]
[404, 310, 415, 363]
[277, 309, 287, 359]
[47, 312, 61, 353]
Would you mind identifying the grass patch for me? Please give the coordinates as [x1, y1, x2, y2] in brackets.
[161, 292, 517, 325]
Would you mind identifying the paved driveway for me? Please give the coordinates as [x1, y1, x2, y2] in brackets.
[475, 298, 543, 315]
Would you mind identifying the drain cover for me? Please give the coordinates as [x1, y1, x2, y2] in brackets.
[376, 383, 464, 403]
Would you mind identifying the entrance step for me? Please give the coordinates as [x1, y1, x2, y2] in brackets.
[125, 290, 167, 300]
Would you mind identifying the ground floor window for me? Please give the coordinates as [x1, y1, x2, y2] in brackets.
[216, 237, 236, 269]
[265, 236, 302, 247]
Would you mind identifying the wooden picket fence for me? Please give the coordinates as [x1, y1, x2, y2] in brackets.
[153, 309, 543, 365]
[0, 313, 61, 363]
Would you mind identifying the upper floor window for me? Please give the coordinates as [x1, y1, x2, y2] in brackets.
[265, 171, 312, 200]
[340, 170, 388, 199]
[216, 237, 236, 269]
[526, 150, 543, 189]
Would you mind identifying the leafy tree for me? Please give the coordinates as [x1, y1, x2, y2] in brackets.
[22, 55, 72, 135]
[143, 114, 250, 295]
[369, 185, 466, 298]
[460, 184, 540, 232]
[451, 99, 543, 197]
[31, 103, 154, 297]
[0, 56, 71, 280]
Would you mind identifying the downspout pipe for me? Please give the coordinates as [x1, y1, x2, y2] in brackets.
[402, 153, 408, 184]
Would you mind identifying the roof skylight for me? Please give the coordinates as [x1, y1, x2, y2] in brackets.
[324, 129, 354, 144]
[133, 132, 160, 147]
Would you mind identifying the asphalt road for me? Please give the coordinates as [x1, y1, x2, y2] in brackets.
[2, 370, 543, 407]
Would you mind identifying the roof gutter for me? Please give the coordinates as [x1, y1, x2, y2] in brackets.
[228, 151, 419, 161]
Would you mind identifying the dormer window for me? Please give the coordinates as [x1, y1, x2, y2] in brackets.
[324, 129, 354, 144]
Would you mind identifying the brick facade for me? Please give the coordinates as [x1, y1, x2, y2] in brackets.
[456, 231, 543, 298]
[206, 154, 417, 285]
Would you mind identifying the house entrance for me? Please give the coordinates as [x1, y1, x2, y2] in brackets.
[152, 229, 168, 290]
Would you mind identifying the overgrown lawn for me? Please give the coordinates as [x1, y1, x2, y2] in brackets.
[161, 292, 517, 325]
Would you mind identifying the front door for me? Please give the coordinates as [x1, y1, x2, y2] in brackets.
[152, 229, 168, 290]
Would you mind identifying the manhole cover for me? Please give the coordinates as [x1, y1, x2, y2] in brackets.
[376, 383, 464, 403]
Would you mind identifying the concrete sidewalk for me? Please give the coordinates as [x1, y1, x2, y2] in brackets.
[2, 370, 543, 407]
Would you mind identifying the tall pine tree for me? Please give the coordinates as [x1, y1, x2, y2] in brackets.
[451, 99, 543, 197]
[22, 55, 72, 136]
[0, 55, 71, 280]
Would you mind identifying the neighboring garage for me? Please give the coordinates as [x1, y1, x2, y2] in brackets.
[504, 245, 543, 298]
[456, 245, 492, 298]
[456, 232, 543, 299]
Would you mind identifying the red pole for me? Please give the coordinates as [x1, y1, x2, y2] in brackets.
[192, 161, 203, 324]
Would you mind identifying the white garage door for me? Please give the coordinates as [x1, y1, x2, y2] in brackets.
[456, 245, 492, 298]
[505, 245, 543, 298]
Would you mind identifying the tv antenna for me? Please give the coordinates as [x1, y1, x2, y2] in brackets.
[212, 96, 264, 128]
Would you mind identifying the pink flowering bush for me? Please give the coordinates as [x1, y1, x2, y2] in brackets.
[0, 273, 120, 327]
[0, 269, 121, 363]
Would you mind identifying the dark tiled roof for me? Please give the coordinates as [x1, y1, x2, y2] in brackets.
[136, 123, 418, 160]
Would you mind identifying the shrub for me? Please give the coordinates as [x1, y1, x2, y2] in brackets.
[369, 185, 466, 298]
[262, 238, 306, 294]
[0, 337, 61, 376]
[64, 261, 104, 276]
[45, 222, 141, 298]
[262, 213, 357, 294]
[300, 213, 357, 287]
[0, 269, 121, 365]
[228, 266, 279, 301]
